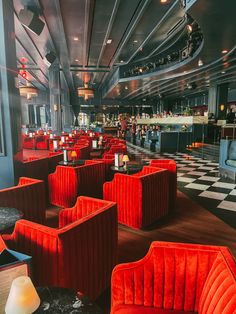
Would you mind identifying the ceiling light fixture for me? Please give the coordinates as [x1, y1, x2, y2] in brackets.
[106, 39, 112, 44]
[133, 40, 138, 43]
[19, 85, 38, 100]
[77, 83, 94, 101]
[160, 0, 167, 3]
[221, 71, 226, 74]
[73, 37, 79, 41]
[120, 60, 124, 63]
[125, 86, 128, 90]
[198, 59, 203, 67]
[222, 50, 228, 54]
[187, 24, 193, 33]
[75, 59, 79, 62]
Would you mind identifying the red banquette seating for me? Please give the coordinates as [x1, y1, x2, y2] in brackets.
[110, 241, 236, 314]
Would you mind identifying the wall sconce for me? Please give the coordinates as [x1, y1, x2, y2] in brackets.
[220, 104, 225, 111]
[53, 104, 58, 111]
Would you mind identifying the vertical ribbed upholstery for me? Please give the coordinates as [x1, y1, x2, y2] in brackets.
[35, 135, 49, 150]
[1, 197, 117, 300]
[93, 157, 114, 181]
[22, 135, 35, 149]
[0, 177, 45, 223]
[18, 157, 49, 183]
[150, 160, 177, 211]
[103, 166, 169, 229]
[111, 242, 236, 314]
[48, 161, 105, 208]
[199, 250, 236, 314]
[48, 166, 78, 207]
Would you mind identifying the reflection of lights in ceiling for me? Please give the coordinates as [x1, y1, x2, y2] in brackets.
[19, 86, 38, 100]
[77, 83, 94, 101]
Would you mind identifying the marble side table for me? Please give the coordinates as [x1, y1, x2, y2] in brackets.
[0, 207, 23, 233]
[35, 287, 104, 314]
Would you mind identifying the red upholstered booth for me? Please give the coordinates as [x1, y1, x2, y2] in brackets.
[48, 160, 106, 207]
[103, 166, 169, 229]
[0, 177, 46, 223]
[150, 159, 177, 211]
[48, 152, 63, 173]
[22, 135, 35, 149]
[1, 196, 118, 301]
[110, 241, 236, 314]
[35, 135, 49, 150]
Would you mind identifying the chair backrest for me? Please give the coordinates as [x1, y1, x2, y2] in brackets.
[228, 140, 236, 160]
[0, 177, 45, 223]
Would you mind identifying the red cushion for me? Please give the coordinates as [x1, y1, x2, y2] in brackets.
[112, 304, 196, 314]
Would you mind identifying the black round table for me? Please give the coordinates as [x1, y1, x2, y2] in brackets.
[111, 165, 143, 175]
[0, 207, 23, 233]
[35, 287, 103, 314]
[58, 160, 85, 167]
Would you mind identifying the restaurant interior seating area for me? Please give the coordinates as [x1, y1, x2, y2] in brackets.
[0, 0, 236, 313]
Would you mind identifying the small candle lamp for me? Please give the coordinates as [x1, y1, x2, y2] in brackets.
[98, 140, 102, 148]
[5, 276, 40, 314]
[66, 136, 69, 142]
[122, 155, 130, 170]
[71, 150, 77, 163]
[59, 141, 63, 149]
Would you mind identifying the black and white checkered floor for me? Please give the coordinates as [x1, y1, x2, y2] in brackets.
[127, 142, 236, 229]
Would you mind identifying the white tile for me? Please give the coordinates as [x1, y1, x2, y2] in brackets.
[178, 167, 197, 171]
[198, 176, 220, 182]
[180, 160, 194, 164]
[207, 163, 219, 166]
[177, 177, 196, 183]
[187, 171, 207, 176]
[177, 173, 185, 177]
[209, 170, 219, 173]
[217, 201, 236, 212]
[199, 191, 227, 200]
[185, 183, 210, 191]
[189, 163, 205, 167]
[229, 189, 236, 196]
[198, 166, 216, 171]
[212, 182, 236, 189]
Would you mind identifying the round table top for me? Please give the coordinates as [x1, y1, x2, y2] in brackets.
[58, 160, 85, 167]
[35, 287, 103, 313]
[111, 165, 143, 174]
[0, 207, 23, 232]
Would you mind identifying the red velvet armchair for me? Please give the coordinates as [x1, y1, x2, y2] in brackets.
[1, 196, 118, 301]
[150, 159, 177, 211]
[111, 241, 236, 314]
[103, 166, 169, 229]
[0, 177, 45, 223]
[48, 160, 105, 207]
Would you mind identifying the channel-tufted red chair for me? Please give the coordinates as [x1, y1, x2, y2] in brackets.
[110, 241, 236, 314]
[150, 159, 177, 210]
[0, 177, 46, 223]
[48, 160, 105, 207]
[1, 196, 118, 301]
[103, 166, 169, 229]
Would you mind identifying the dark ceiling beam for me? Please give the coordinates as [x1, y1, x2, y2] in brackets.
[92, 0, 120, 84]
[98, 0, 152, 89]
[83, 0, 95, 67]
[40, 0, 74, 90]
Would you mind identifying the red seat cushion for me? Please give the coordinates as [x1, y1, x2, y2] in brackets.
[112, 305, 196, 314]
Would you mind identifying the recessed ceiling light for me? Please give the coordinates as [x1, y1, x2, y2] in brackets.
[221, 71, 226, 74]
[133, 40, 138, 43]
[187, 24, 193, 33]
[120, 60, 124, 63]
[75, 59, 79, 62]
[222, 50, 228, 54]
[125, 86, 128, 90]
[107, 39, 112, 44]
[198, 59, 203, 66]
[76, 73, 80, 76]
[160, 0, 167, 3]
[73, 37, 79, 41]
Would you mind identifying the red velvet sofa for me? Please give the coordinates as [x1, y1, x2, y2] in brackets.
[48, 160, 106, 207]
[0, 177, 45, 223]
[110, 241, 236, 314]
[48, 152, 63, 173]
[150, 159, 177, 211]
[1, 196, 118, 300]
[103, 166, 169, 229]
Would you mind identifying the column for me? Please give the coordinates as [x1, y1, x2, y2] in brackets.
[208, 85, 217, 116]
[49, 64, 62, 132]
[0, 0, 22, 188]
[217, 83, 229, 120]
